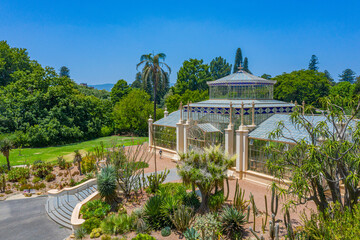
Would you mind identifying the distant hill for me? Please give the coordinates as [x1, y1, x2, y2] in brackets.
[89, 83, 114, 91]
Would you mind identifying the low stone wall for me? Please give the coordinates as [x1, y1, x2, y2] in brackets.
[47, 178, 97, 196]
[71, 191, 100, 231]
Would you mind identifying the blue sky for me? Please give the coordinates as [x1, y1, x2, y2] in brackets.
[1, 0, 359, 85]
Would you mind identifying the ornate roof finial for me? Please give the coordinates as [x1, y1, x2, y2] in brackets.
[237, 62, 243, 72]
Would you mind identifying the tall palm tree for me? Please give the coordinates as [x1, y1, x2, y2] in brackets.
[73, 150, 83, 175]
[136, 53, 171, 121]
[0, 138, 13, 171]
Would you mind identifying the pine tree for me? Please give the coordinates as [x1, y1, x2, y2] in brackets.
[324, 70, 335, 85]
[260, 74, 272, 79]
[339, 69, 356, 83]
[308, 55, 319, 71]
[59, 66, 70, 78]
[210, 56, 232, 80]
[233, 48, 243, 73]
[243, 57, 251, 73]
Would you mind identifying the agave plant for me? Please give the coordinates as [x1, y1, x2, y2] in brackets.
[97, 165, 117, 204]
[143, 195, 163, 229]
[220, 206, 246, 240]
[170, 205, 194, 234]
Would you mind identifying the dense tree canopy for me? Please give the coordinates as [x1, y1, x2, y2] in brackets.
[110, 79, 132, 104]
[173, 59, 212, 95]
[339, 68, 356, 83]
[165, 89, 209, 113]
[209, 56, 231, 80]
[273, 70, 331, 107]
[324, 70, 335, 85]
[329, 82, 355, 99]
[59, 66, 70, 78]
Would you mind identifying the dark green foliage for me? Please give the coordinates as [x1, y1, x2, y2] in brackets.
[173, 59, 212, 94]
[146, 169, 169, 194]
[165, 89, 208, 113]
[57, 156, 66, 170]
[59, 66, 70, 78]
[184, 227, 200, 240]
[143, 195, 163, 229]
[0, 174, 6, 192]
[308, 55, 319, 71]
[210, 56, 231, 80]
[82, 217, 101, 234]
[243, 57, 251, 73]
[182, 192, 201, 210]
[7, 167, 30, 182]
[74, 227, 87, 240]
[339, 68, 356, 83]
[80, 200, 111, 219]
[75, 84, 110, 100]
[97, 165, 117, 204]
[31, 161, 53, 178]
[273, 70, 331, 107]
[233, 48, 243, 73]
[220, 206, 246, 240]
[131, 233, 156, 240]
[100, 213, 135, 235]
[45, 173, 55, 182]
[170, 205, 194, 233]
[209, 191, 225, 212]
[161, 226, 171, 237]
[110, 79, 132, 104]
[260, 74, 272, 79]
[330, 81, 355, 99]
[324, 70, 334, 85]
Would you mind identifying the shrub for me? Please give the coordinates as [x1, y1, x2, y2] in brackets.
[81, 155, 97, 174]
[0, 164, 8, 174]
[183, 192, 201, 210]
[57, 156, 67, 170]
[143, 195, 163, 229]
[74, 227, 87, 240]
[193, 213, 220, 240]
[33, 182, 46, 190]
[83, 217, 101, 234]
[100, 235, 111, 240]
[135, 218, 148, 234]
[131, 234, 156, 240]
[161, 226, 171, 237]
[184, 228, 200, 240]
[7, 167, 30, 182]
[69, 178, 76, 187]
[209, 191, 225, 212]
[170, 205, 194, 234]
[97, 165, 117, 203]
[146, 169, 169, 194]
[220, 206, 246, 240]
[81, 200, 111, 220]
[45, 173, 56, 182]
[89, 228, 102, 238]
[32, 176, 42, 183]
[100, 214, 136, 235]
[31, 162, 53, 178]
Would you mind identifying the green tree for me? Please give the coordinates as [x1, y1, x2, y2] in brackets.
[110, 79, 131, 104]
[354, 76, 360, 96]
[131, 72, 142, 89]
[308, 55, 319, 71]
[210, 56, 231, 80]
[113, 89, 161, 136]
[267, 96, 360, 213]
[324, 70, 335, 85]
[260, 74, 272, 79]
[330, 82, 355, 99]
[243, 57, 251, 73]
[273, 70, 331, 107]
[233, 48, 243, 73]
[73, 150, 83, 175]
[59, 66, 70, 78]
[0, 138, 12, 170]
[178, 145, 235, 213]
[136, 53, 171, 121]
[339, 69, 356, 83]
[174, 59, 212, 95]
[0, 41, 34, 86]
[165, 89, 209, 113]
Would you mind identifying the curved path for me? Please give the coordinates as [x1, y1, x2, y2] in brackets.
[0, 196, 71, 240]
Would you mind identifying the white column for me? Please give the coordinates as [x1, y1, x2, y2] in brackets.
[235, 125, 249, 179]
[164, 107, 169, 118]
[225, 102, 234, 155]
[148, 116, 153, 148]
[176, 122, 184, 153]
[183, 103, 191, 154]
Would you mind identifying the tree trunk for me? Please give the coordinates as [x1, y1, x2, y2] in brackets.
[198, 189, 210, 214]
[5, 152, 10, 171]
[78, 162, 82, 175]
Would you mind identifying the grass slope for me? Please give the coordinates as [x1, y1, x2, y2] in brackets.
[0, 136, 147, 166]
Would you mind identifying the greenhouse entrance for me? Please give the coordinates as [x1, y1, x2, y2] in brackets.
[187, 123, 223, 152]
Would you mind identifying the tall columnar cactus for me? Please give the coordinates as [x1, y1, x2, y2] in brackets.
[249, 227, 265, 240]
[250, 193, 257, 230]
[271, 187, 278, 217]
[263, 195, 268, 229]
[284, 208, 294, 240]
[269, 214, 279, 240]
[233, 179, 247, 211]
[246, 205, 251, 222]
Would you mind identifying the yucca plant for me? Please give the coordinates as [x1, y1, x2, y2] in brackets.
[143, 195, 163, 229]
[97, 165, 117, 204]
[170, 205, 194, 234]
[220, 206, 246, 240]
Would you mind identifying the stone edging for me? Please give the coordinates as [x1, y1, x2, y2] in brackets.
[71, 191, 100, 231]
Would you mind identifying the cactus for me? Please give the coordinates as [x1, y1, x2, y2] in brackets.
[246, 205, 251, 222]
[261, 218, 265, 233]
[284, 208, 294, 240]
[250, 193, 257, 230]
[275, 223, 279, 240]
[225, 178, 230, 201]
[271, 187, 278, 217]
[264, 195, 268, 229]
[233, 179, 248, 211]
[249, 227, 265, 240]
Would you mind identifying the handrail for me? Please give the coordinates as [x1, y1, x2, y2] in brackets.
[71, 191, 100, 231]
[47, 178, 96, 196]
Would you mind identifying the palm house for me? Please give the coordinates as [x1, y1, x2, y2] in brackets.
[148, 68, 302, 182]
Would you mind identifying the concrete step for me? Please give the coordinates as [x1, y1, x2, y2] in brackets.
[47, 210, 72, 229]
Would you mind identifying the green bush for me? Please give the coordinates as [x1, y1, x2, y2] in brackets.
[7, 167, 30, 182]
[81, 155, 97, 174]
[81, 200, 111, 220]
[170, 205, 194, 233]
[57, 156, 67, 170]
[32, 176, 42, 183]
[193, 213, 220, 240]
[184, 228, 200, 240]
[161, 226, 171, 237]
[89, 228, 102, 238]
[45, 173, 56, 182]
[97, 165, 117, 203]
[143, 195, 164, 230]
[100, 234, 112, 240]
[31, 162, 53, 178]
[100, 214, 135, 235]
[74, 227, 87, 240]
[209, 191, 225, 212]
[220, 206, 246, 240]
[146, 169, 169, 194]
[183, 192, 201, 210]
[83, 217, 101, 234]
[131, 233, 156, 240]
[302, 203, 360, 239]
[0, 164, 8, 174]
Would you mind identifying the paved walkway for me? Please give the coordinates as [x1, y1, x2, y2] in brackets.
[0, 197, 71, 240]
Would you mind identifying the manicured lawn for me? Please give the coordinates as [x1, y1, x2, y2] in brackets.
[0, 136, 148, 166]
